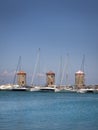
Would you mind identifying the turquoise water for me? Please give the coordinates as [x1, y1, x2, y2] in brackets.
[0, 91, 98, 130]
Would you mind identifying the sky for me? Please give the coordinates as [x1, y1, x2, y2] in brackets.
[0, 0, 98, 85]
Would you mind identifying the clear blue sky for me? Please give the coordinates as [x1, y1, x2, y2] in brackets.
[0, 0, 98, 85]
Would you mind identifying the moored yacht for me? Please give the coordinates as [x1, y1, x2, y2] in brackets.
[29, 86, 41, 92]
[12, 84, 27, 91]
[39, 85, 56, 92]
[55, 86, 76, 93]
[77, 88, 95, 93]
[0, 84, 13, 90]
[77, 88, 87, 93]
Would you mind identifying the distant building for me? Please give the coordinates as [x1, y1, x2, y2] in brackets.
[17, 71, 26, 86]
[46, 71, 55, 87]
[75, 70, 85, 89]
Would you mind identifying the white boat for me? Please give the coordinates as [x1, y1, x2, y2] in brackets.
[39, 86, 56, 92]
[86, 88, 95, 93]
[12, 87, 27, 91]
[77, 88, 95, 93]
[12, 84, 27, 91]
[77, 89, 87, 93]
[55, 87, 76, 93]
[0, 84, 13, 90]
[29, 86, 41, 92]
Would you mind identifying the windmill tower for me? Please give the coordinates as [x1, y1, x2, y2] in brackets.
[46, 71, 55, 87]
[75, 70, 85, 89]
[75, 55, 85, 89]
[13, 56, 26, 87]
[17, 71, 26, 86]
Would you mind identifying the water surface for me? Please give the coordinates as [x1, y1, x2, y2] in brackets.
[0, 91, 98, 130]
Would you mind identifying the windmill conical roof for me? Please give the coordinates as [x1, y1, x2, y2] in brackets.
[75, 70, 84, 74]
[17, 70, 26, 75]
[46, 71, 55, 75]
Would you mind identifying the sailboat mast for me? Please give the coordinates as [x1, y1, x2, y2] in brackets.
[31, 48, 40, 85]
[59, 56, 63, 86]
[80, 54, 85, 72]
[65, 54, 69, 87]
[13, 56, 21, 85]
[60, 57, 66, 87]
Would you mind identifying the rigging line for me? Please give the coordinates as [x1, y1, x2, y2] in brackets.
[13, 56, 21, 85]
[80, 54, 85, 72]
[56, 56, 61, 86]
[60, 58, 66, 86]
[38, 48, 41, 86]
[31, 48, 40, 85]
[65, 53, 70, 87]
[60, 54, 69, 87]
[59, 56, 63, 86]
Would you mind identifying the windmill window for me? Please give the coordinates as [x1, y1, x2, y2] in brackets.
[22, 81, 24, 84]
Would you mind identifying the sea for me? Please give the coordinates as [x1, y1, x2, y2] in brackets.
[0, 91, 98, 130]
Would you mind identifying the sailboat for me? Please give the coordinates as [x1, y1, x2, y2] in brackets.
[0, 84, 13, 91]
[55, 56, 67, 92]
[76, 55, 88, 93]
[55, 55, 76, 93]
[12, 56, 28, 91]
[29, 48, 41, 91]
